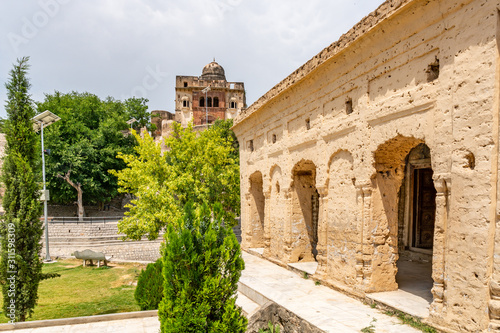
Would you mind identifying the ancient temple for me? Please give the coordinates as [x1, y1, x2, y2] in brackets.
[232, 0, 500, 331]
[174, 60, 245, 128]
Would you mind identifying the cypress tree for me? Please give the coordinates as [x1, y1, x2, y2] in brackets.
[159, 202, 247, 332]
[0, 57, 44, 322]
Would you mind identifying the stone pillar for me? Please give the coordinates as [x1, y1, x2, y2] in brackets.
[263, 191, 272, 257]
[355, 183, 373, 292]
[429, 174, 450, 317]
[243, 193, 252, 248]
[315, 186, 328, 277]
[489, 281, 500, 331]
[489, 195, 500, 330]
[283, 188, 294, 263]
[354, 183, 367, 288]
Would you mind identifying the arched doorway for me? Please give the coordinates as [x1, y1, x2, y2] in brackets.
[396, 144, 434, 303]
[369, 138, 434, 317]
[248, 172, 265, 248]
[290, 160, 319, 262]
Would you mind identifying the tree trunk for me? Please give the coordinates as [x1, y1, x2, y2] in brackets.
[57, 170, 84, 221]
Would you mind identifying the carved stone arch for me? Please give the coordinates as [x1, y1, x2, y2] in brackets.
[289, 159, 319, 262]
[372, 135, 425, 177]
[269, 164, 282, 193]
[326, 149, 355, 190]
[290, 159, 317, 188]
[247, 171, 265, 248]
[369, 134, 437, 304]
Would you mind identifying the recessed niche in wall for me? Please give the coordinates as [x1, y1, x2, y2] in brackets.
[346, 98, 353, 115]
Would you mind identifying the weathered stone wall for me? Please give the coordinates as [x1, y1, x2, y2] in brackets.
[46, 223, 120, 238]
[42, 220, 243, 262]
[41, 222, 163, 262]
[43, 240, 163, 262]
[233, 0, 500, 331]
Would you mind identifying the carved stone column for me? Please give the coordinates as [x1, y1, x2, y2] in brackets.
[354, 184, 366, 287]
[243, 193, 252, 248]
[429, 174, 450, 317]
[362, 185, 374, 290]
[263, 191, 272, 257]
[489, 200, 500, 330]
[315, 186, 328, 278]
[282, 188, 294, 263]
[355, 183, 373, 292]
[489, 280, 500, 331]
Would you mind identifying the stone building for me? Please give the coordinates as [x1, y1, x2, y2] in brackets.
[175, 60, 245, 128]
[150, 109, 175, 141]
[232, 0, 500, 331]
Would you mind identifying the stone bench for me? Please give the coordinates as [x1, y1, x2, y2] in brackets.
[73, 249, 112, 268]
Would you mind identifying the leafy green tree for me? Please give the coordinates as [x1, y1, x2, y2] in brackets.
[212, 119, 239, 160]
[159, 202, 247, 333]
[0, 118, 6, 133]
[111, 120, 240, 240]
[36, 92, 136, 219]
[0, 57, 44, 322]
[124, 97, 156, 132]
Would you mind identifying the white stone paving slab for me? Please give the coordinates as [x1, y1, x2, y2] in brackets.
[367, 289, 430, 319]
[2, 317, 160, 333]
[236, 291, 261, 317]
[288, 261, 318, 276]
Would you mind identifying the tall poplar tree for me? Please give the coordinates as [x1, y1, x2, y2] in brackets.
[0, 57, 44, 322]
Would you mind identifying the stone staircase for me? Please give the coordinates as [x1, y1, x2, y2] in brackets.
[42, 222, 163, 262]
[235, 250, 326, 333]
[236, 251, 423, 333]
[44, 218, 243, 263]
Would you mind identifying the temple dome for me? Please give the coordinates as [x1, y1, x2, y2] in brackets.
[201, 60, 226, 81]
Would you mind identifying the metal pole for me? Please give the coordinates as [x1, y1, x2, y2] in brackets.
[41, 122, 51, 262]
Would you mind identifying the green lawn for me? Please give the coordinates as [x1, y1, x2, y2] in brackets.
[0, 259, 146, 322]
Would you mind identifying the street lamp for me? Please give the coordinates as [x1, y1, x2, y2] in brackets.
[202, 86, 211, 126]
[126, 117, 137, 129]
[32, 110, 60, 263]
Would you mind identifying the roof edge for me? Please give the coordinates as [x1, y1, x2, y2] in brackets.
[233, 0, 414, 129]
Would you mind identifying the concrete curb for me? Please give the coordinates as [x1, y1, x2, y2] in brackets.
[0, 310, 158, 331]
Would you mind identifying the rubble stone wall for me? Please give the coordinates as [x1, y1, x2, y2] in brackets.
[41, 222, 163, 262]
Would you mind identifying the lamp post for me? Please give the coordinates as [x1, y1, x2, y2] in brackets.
[32, 110, 61, 262]
[202, 86, 211, 126]
[127, 117, 137, 129]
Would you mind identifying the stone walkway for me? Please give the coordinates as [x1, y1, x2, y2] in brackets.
[239, 251, 422, 333]
[1, 251, 425, 332]
[1, 317, 160, 332]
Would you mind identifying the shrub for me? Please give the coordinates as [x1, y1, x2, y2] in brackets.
[259, 321, 281, 333]
[134, 258, 164, 310]
[159, 202, 247, 332]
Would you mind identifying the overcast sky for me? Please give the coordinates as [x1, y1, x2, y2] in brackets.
[0, 0, 382, 119]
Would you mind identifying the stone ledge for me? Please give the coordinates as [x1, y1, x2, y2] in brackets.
[0, 310, 158, 331]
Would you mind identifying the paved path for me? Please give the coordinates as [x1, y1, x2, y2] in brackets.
[3, 317, 160, 332]
[240, 252, 422, 333]
[3, 252, 423, 332]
